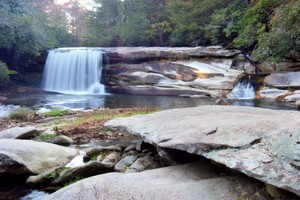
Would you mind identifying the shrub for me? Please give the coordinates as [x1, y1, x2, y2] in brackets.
[9, 108, 35, 122]
[0, 61, 16, 88]
[44, 109, 71, 117]
[40, 133, 57, 141]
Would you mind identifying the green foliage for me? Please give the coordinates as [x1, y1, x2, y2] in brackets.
[63, 176, 84, 187]
[206, 0, 248, 45]
[148, 21, 172, 46]
[12, 72, 42, 85]
[85, 0, 121, 46]
[252, 31, 293, 63]
[40, 133, 57, 141]
[167, 0, 232, 46]
[45, 110, 71, 117]
[85, 0, 169, 47]
[234, 0, 282, 49]
[0, 60, 16, 87]
[9, 107, 35, 122]
[46, 167, 70, 180]
[0, 0, 75, 79]
[1, 0, 300, 67]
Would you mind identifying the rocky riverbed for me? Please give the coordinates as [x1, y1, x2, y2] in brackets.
[0, 106, 299, 199]
[0, 108, 161, 199]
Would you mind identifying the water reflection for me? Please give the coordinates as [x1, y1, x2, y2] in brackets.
[1, 93, 298, 111]
[2, 93, 215, 110]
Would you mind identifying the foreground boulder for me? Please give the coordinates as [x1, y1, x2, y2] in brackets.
[44, 161, 265, 200]
[0, 139, 77, 179]
[0, 126, 37, 139]
[105, 105, 300, 196]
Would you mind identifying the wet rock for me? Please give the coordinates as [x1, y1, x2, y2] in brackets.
[0, 139, 77, 177]
[100, 152, 121, 165]
[51, 161, 114, 185]
[0, 126, 37, 139]
[114, 155, 138, 172]
[105, 105, 300, 196]
[48, 135, 74, 146]
[259, 87, 290, 99]
[284, 92, 300, 102]
[85, 145, 121, 159]
[44, 161, 264, 200]
[126, 156, 158, 173]
[26, 167, 60, 186]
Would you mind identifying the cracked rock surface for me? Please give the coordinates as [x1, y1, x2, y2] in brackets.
[44, 161, 264, 200]
[105, 105, 300, 196]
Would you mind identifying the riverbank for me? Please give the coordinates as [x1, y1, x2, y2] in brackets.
[0, 107, 159, 199]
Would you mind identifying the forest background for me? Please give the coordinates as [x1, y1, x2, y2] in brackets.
[0, 0, 299, 87]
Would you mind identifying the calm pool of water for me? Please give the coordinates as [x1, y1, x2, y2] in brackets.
[0, 92, 298, 113]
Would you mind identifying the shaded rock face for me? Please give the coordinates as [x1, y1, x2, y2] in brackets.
[0, 139, 77, 178]
[105, 105, 300, 196]
[102, 46, 255, 97]
[44, 161, 266, 200]
[0, 154, 31, 178]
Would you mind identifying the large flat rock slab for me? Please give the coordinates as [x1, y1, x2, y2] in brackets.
[104, 46, 241, 64]
[44, 161, 260, 200]
[0, 139, 77, 176]
[105, 105, 300, 196]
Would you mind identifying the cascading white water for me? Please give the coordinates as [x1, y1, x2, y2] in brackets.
[42, 48, 105, 94]
[227, 77, 256, 100]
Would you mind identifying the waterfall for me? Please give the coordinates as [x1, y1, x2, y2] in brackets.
[227, 76, 256, 100]
[42, 48, 105, 94]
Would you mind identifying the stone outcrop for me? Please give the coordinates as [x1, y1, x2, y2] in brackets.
[260, 72, 300, 104]
[0, 139, 77, 179]
[105, 105, 300, 196]
[104, 46, 242, 64]
[44, 161, 265, 200]
[264, 72, 300, 88]
[0, 126, 37, 139]
[102, 46, 255, 97]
